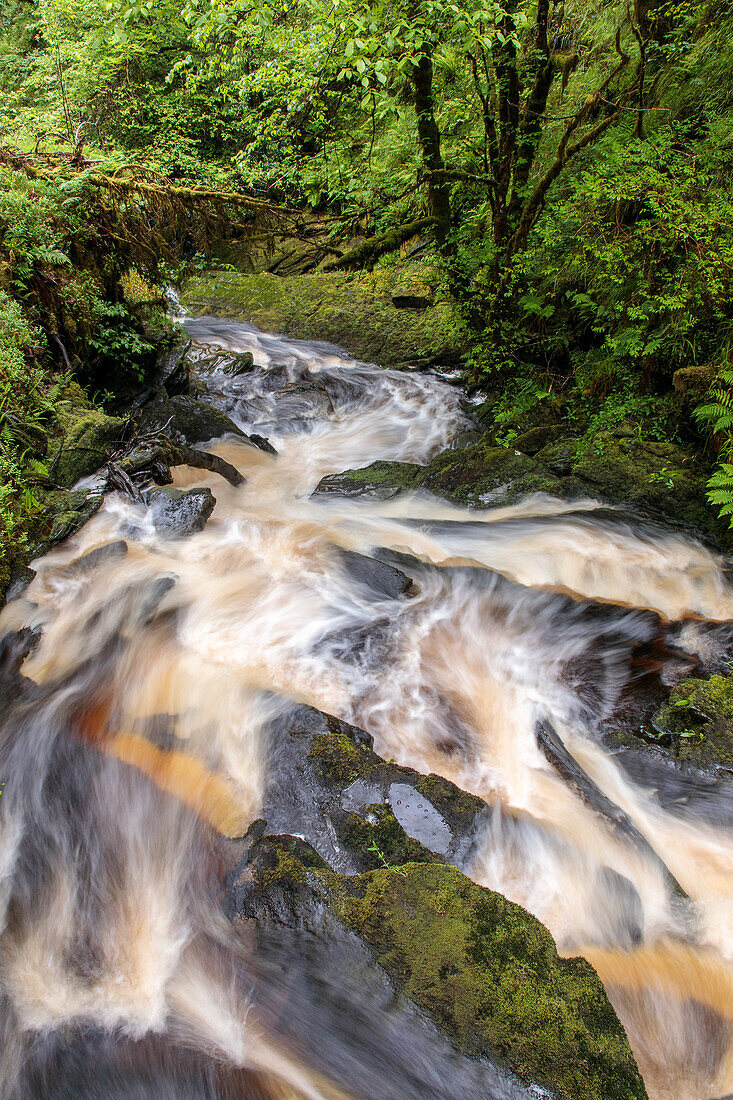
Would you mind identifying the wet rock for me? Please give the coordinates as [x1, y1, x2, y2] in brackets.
[137, 394, 247, 447]
[316, 616, 394, 671]
[62, 540, 128, 577]
[0, 626, 41, 705]
[5, 565, 36, 602]
[221, 351, 255, 375]
[147, 486, 216, 538]
[187, 342, 256, 377]
[665, 618, 733, 677]
[43, 489, 105, 547]
[537, 720, 687, 898]
[314, 460, 423, 499]
[592, 868, 644, 948]
[230, 834, 648, 1100]
[150, 336, 193, 396]
[266, 380, 333, 426]
[335, 548, 412, 600]
[260, 704, 487, 874]
[314, 447, 562, 508]
[247, 432, 277, 455]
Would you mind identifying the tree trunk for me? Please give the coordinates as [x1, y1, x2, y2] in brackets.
[410, 50, 453, 255]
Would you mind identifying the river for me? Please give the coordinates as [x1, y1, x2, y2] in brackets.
[1, 310, 733, 1099]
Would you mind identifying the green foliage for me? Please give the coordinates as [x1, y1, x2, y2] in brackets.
[694, 368, 733, 526]
[88, 300, 154, 376]
[0, 290, 45, 550]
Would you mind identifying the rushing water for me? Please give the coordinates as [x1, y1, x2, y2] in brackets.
[2, 311, 733, 1099]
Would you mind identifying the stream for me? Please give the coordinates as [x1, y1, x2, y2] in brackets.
[2, 307, 733, 1099]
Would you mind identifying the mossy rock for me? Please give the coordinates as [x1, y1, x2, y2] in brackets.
[512, 423, 568, 456]
[573, 426, 713, 537]
[651, 674, 733, 774]
[39, 488, 105, 547]
[315, 443, 569, 507]
[333, 802, 442, 871]
[317, 423, 725, 546]
[314, 460, 425, 500]
[181, 269, 462, 367]
[261, 704, 486, 873]
[672, 362, 718, 409]
[49, 385, 125, 487]
[242, 839, 647, 1100]
[137, 393, 247, 447]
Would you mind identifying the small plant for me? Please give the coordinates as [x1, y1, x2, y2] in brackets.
[649, 466, 676, 488]
[367, 840, 408, 875]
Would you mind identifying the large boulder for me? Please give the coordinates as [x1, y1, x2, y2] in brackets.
[137, 393, 247, 447]
[315, 425, 726, 547]
[229, 833, 648, 1100]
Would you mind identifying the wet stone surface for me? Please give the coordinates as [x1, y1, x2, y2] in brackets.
[259, 703, 488, 874]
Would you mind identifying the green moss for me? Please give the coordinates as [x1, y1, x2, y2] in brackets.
[319, 862, 646, 1100]
[651, 674, 733, 772]
[182, 268, 462, 367]
[335, 803, 442, 870]
[48, 386, 125, 487]
[414, 773, 485, 832]
[39, 488, 105, 546]
[573, 426, 712, 534]
[254, 838, 319, 891]
[309, 729, 369, 786]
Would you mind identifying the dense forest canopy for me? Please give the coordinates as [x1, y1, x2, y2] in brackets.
[3, 0, 733, 576]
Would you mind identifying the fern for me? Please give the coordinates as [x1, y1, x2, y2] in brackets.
[694, 368, 733, 437]
[706, 463, 733, 526]
[696, 371, 733, 527]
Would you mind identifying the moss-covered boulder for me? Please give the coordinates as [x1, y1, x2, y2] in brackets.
[234, 836, 647, 1100]
[181, 268, 462, 367]
[572, 426, 712, 537]
[314, 443, 576, 507]
[316, 422, 724, 546]
[650, 674, 733, 775]
[48, 382, 125, 488]
[137, 393, 247, 446]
